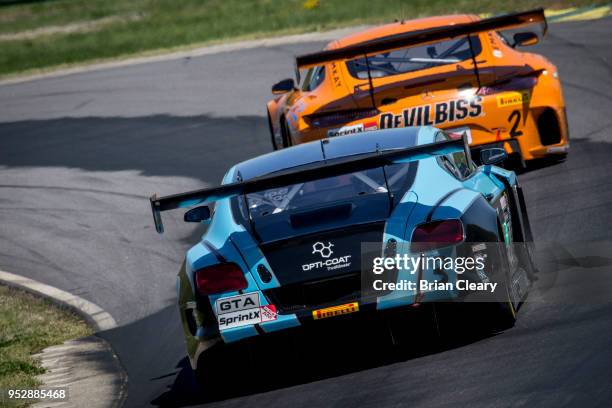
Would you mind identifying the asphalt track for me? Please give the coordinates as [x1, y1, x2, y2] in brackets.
[1, 16, 612, 408]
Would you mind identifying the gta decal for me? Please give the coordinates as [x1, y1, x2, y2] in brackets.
[379, 96, 484, 129]
[302, 241, 352, 271]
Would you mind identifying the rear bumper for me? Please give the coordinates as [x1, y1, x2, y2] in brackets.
[293, 106, 570, 162]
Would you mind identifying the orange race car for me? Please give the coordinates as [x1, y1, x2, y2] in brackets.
[266, 9, 569, 167]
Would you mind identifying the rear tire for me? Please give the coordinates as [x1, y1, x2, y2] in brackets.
[194, 341, 248, 394]
[280, 118, 292, 148]
[486, 280, 517, 332]
[267, 110, 280, 151]
[485, 234, 518, 331]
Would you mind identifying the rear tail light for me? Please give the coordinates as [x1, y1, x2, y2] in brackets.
[411, 219, 464, 252]
[195, 263, 247, 295]
[304, 108, 379, 128]
[476, 76, 538, 96]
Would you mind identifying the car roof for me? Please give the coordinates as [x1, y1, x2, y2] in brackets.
[326, 14, 479, 50]
[234, 127, 434, 181]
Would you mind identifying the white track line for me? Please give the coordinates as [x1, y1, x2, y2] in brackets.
[0, 269, 116, 331]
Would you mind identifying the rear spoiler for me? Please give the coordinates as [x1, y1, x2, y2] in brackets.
[296, 9, 547, 70]
[150, 135, 469, 233]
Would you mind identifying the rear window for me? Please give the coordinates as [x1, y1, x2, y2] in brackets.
[345, 36, 482, 80]
[246, 169, 387, 219]
[244, 163, 418, 220]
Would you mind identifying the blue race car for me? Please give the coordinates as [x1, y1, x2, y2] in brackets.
[150, 126, 536, 383]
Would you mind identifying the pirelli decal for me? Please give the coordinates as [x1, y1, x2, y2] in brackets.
[496, 90, 531, 108]
[312, 302, 359, 320]
[379, 96, 484, 129]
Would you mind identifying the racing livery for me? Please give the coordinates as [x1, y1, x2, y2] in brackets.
[150, 127, 537, 383]
[267, 9, 569, 166]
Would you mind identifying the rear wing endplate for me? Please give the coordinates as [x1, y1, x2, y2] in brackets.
[150, 135, 469, 233]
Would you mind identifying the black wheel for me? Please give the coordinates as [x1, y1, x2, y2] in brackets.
[267, 110, 280, 151]
[194, 341, 248, 393]
[486, 279, 517, 331]
[485, 228, 518, 331]
[194, 343, 226, 388]
[280, 117, 292, 148]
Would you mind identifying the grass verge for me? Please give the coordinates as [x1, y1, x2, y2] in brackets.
[0, 285, 92, 407]
[0, 0, 609, 78]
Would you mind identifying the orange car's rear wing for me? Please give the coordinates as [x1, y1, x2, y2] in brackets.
[296, 8, 547, 70]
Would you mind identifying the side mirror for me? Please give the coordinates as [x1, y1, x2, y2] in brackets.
[271, 78, 295, 95]
[184, 206, 211, 223]
[512, 32, 539, 48]
[480, 148, 507, 165]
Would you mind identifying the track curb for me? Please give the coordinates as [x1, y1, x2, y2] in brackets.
[0, 270, 127, 408]
[0, 270, 116, 331]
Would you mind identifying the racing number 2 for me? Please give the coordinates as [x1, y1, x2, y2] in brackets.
[508, 110, 523, 137]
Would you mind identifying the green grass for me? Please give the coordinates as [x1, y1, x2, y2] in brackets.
[0, 0, 609, 77]
[0, 285, 92, 407]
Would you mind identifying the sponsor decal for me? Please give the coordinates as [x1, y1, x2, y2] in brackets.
[312, 302, 359, 320]
[312, 241, 334, 258]
[496, 90, 531, 108]
[364, 121, 378, 131]
[546, 145, 569, 153]
[331, 62, 342, 88]
[421, 89, 435, 100]
[327, 123, 364, 137]
[500, 194, 508, 212]
[216, 292, 259, 314]
[216, 292, 277, 330]
[471, 243, 487, 252]
[378, 96, 484, 129]
[303, 241, 352, 271]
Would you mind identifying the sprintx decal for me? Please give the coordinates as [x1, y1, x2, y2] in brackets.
[327, 121, 377, 137]
[328, 123, 363, 137]
[379, 96, 484, 129]
[216, 292, 277, 330]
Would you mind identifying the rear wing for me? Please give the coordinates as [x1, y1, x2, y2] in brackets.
[150, 135, 469, 233]
[296, 8, 547, 70]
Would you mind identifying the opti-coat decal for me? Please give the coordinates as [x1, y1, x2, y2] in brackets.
[496, 90, 531, 108]
[379, 97, 484, 129]
[302, 241, 352, 271]
[312, 302, 359, 320]
[216, 293, 277, 329]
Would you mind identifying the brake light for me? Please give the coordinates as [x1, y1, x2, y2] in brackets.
[411, 220, 464, 252]
[305, 108, 379, 128]
[194, 263, 247, 295]
[476, 76, 538, 96]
